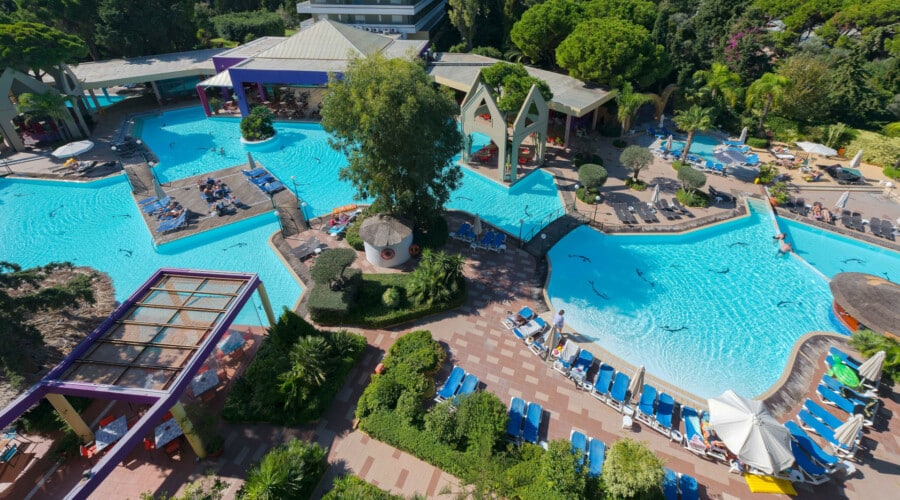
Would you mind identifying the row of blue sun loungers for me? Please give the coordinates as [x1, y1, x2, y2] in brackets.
[506, 397, 543, 445]
[569, 430, 606, 477]
[662, 468, 699, 500]
[434, 366, 480, 406]
[241, 167, 285, 195]
[449, 222, 507, 251]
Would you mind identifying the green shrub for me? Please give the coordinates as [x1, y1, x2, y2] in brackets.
[382, 287, 401, 308]
[755, 163, 778, 185]
[849, 330, 900, 384]
[578, 163, 609, 195]
[356, 375, 404, 419]
[768, 182, 790, 205]
[573, 152, 604, 167]
[424, 401, 458, 446]
[407, 249, 465, 307]
[21, 397, 90, 435]
[601, 439, 664, 500]
[324, 476, 403, 500]
[307, 269, 361, 323]
[344, 214, 366, 251]
[239, 106, 275, 141]
[624, 178, 648, 191]
[223, 310, 365, 424]
[883, 122, 900, 138]
[764, 116, 801, 143]
[746, 137, 768, 149]
[212, 11, 285, 42]
[384, 330, 445, 375]
[612, 139, 627, 148]
[238, 439, 327, 500]
[310, 248, 357, 285]
[676, 188, 709, 208]
[471, 46, 504, 58]
[208, 97, 222, 113]
[884, 166, 900, 180]
[414, 213, 449, 249]
[395, 390, 422, 425]
[455, 391, 508, 453]
[619, 145, 653, 183]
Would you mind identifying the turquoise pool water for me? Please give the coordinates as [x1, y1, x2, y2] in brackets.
[0, 176, 301, 325]
[545, 200, 900, 399]
[671, 133, 720, 162]
[136, 107, 562, 237]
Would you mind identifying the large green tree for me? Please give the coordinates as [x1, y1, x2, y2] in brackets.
[0, 262, 96, 387]
[480, 62, 552, 115]
[448, 0, 489, 51]
[510, 0, 584, 67]
[602, 439, 665, 499]
[556, 17, 669, 88]
[746, 72, 789, 134]
[0, 21, 87, 78]
[14, 0, 101, 60]
[321, 55, 463, 220]
[824, 49, 887, 127]
[583, 0, 658, 29]
[693, 63, 742, 109]
[95, 0, 196, 58]
[17, 91, 76, 140]
[673, 105, 713, 162]
[776, 53, 832, 123]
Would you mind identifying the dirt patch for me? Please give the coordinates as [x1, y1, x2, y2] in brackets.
[0, 267, 116, 408]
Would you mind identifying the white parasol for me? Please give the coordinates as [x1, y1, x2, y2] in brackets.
[835, 191, 850, 210]
[665, 135, 673, 152]
[52, 140, 94, 159]
[650, 184, 660, 206]
[247, 152, 256, 170]
[796, 141, 837, 157]
[473, 214, 483, 236]
[849, 150, 863, 168]
[627, 365, 645, 403]
[708, 390, 794, 474]
[857, 350, 885, 385]
[738, 126, 748, 144]
[659, 114, 665, 128]
[833, 414, 863, 450]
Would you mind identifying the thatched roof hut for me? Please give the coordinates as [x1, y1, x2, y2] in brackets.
[829, 273, 900, 338]
[358, 214, 412, 246]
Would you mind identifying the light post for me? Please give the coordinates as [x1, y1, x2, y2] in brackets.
[574, 183, 581, 212]
[540, 233, 547, 256]
[273, 210, 284, 237]
[300, 201, 309, 228]
[290, 175, 300, 208]
[593, 195, 601, 221]
[518, 218, 524, 248]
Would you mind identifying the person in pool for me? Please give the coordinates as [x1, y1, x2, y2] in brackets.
[779, 241, 793, 254]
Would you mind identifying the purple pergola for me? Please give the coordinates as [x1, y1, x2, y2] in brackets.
[0, 268, 276, 499]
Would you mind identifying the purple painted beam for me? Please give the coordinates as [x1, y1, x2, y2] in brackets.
[0, 384, 50, 430]
[43, 381, 166, 404]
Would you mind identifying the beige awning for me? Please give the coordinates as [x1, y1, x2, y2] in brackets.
[198, 70, 233, 88]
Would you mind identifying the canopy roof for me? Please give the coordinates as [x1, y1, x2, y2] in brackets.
[830, 272, 900, 336]
[0, 268, 270, 499]
[359, 215, 413, 246]
[70, 49, 223, 89]
[426, 53, 615, 117]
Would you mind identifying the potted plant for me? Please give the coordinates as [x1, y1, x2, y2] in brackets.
[208, 97, 222, 114]
[240, 106, 276, 142]
[768, 181, 790, 206]
[205, 434, 225, 458]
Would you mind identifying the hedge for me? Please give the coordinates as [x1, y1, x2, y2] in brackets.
[212, 11, 284, 43]
[323, 476, 403, 500]
[307, 268, 361, 323]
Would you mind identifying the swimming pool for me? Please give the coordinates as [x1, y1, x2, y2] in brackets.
[671, 133, 720, 162]
[135, 107, 563, 237]
[0, 176, 301, 325]
[546, 199, 898, 399]
[67, 94, 127, 110]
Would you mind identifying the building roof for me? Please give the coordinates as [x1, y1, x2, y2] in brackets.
[70, 48, 223, 89]
[359, 215, 413, 246]
[426, 53, 615, 117]
[235, 20, 427, 72]
[830, 272, 900, 337]
[198, 70, 233, 88]
[215, 36, 287, 59]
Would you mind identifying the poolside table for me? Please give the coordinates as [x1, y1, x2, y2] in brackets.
[191, 370, 220, 397]
[218, 331, 245, 355]
[155, 419, 184, 448]
[95, 415, 127, 452]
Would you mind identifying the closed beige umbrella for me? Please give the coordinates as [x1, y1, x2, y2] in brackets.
[628, 365, 645, 404]
[857, 351, 885, 385]
[473, 214, 483, 236]
[833, 414, 863, 449]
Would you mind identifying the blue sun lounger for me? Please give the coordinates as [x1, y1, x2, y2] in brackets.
[722, 140, 743, 147]
[822, 374, 877, 404]
[680, 474, 699, 500]
[634, 384, 658, 426]
[785, 421, 839, 468]
[827, 347, 862, 370]
[591, 363, 615, 402]
[797, 410, 856, 457]
[452, 373, 479, 406]
[744, 153, 760, 166]
[804, 399, 845, 430]
[817, 385, 864, 416]
[569, 350, 593, 385]
[450, 222, 474, 242]
[605, 372, 630, 412]
[791, 440, 831, 485]
[472, 230, 495, 250]
[523, 402, 542, 444]
[652, 393, 675, 438]
[241, 168, 267, 178]
[588, 438, 605, 477]
[489, 232, 507, 252]
[506, 397, 526, 442]
[156, 212, 187, 233]
[142, 195, 171, 215]
[570, 430, 587, 468]
[435, 366, 465, 402]
[662, 468, 678, 500]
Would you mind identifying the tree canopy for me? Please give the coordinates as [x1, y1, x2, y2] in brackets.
[321, 55, 463, 221]
[480, 62, 552, 114]
[510, 0, 584, 67]
[556, 17, 669, 88]
[0, 21, 87, 77]
[95, 0, 196, 58]
[583, 0, 658, 29]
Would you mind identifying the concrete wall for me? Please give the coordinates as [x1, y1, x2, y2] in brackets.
[363, 234, 414, 268]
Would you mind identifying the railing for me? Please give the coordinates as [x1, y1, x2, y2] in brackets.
[0, 157, 12, 175]
[522, 204, 572, 242]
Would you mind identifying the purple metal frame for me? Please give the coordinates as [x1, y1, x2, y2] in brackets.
[0, 268, 264, 500]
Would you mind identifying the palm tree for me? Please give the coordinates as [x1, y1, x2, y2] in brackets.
[615, 82, 653, 136]
[648, 83, 679, 122]
[279, 336, 331, 409]
[746, 73, 789, 134]
[407, 249, 465, 306]
[673, 105, 713, 162]
[693, 63, 742, 108]
[16, 91, 74, 140]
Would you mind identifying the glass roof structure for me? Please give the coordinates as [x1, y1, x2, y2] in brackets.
[0, 268, 274, 500]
